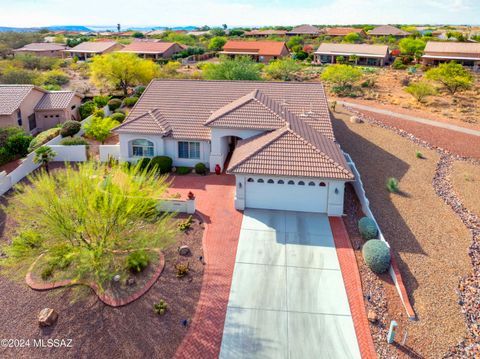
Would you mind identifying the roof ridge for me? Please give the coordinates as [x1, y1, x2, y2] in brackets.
[113, 108, 169, 135]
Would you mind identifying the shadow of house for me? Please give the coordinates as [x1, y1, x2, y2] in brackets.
[332, 115, 426, 307]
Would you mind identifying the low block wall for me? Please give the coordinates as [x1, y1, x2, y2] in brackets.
[345, 152, 416, 319]
[99, 145, 121, 162]
[157, 199, 195, 214]
[50, 145, 87, 162]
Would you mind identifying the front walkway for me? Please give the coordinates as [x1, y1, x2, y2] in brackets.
[172, 174, 243, 359]
[220, 209, 361, 359]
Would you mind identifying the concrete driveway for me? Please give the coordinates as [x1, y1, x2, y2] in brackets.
[220, 209, 361, 359]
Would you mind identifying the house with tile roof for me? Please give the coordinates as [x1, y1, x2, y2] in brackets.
[119, 41, 185, 60]
[13, 43, 67, 58]
[0, 85, 82, 134]
[422, 41, 480, 72]
[65, 41, 124, 60]
[220, 40, 290, 63]
[368, 25, 410, 38]
[324, 28, 367, 38]
[112, 79, 354, 214]
[314, 43, 391, 66]
[244, 29, 288, 38]
[286, 25, 323, 37]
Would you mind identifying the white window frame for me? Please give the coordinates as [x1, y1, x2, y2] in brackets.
[178, 141, 200, 159]
[131, 139, 154, 157]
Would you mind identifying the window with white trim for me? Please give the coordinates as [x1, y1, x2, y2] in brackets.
[131, 139, 154, 157]
[178, 141, 200, 159]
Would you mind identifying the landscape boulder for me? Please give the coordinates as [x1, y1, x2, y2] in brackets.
[38, 308, 58, 327]
[367, 309, 378, 323]
[178, 245, 191, 256]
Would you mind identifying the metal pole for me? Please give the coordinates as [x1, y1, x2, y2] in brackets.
[387, 320, 398, 344]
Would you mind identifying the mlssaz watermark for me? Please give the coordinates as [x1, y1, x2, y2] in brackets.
[1, 338, 73, 348]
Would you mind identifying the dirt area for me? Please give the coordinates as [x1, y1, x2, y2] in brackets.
[333, 107, 472, 358]
[0, 169, 205, 359]
[451, 161, 480, 217]
[336, 68, 480, 129]
[84, 134, 119, 160]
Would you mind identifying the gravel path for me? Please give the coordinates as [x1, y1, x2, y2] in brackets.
[344, 106, 480, 357]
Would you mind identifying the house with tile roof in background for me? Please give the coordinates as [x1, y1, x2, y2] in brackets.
[422, 41, 480, 72]
[119, 41, 185, 60]
[286, 24, 323, 37]
[13, 43, 68, 58]
[220, 40, 290, 63]
[314, 43, 391, 66]
[244, 29, 288, 38]
[368, 25, 410, 38]
[65, 41, 124, 60]
[112, 79, 354, 215]
[0, 85, 82, 134]
[324, 27, 367, 38]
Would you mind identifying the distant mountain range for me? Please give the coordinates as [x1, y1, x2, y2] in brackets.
[0, 25, 198, 32]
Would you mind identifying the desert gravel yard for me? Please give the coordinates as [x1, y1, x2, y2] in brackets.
[332, 107, 472, 358]
[451, 161, 480, 218]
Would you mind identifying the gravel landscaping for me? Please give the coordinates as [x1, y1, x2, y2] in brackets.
[0, 175, 205, 359]
[333, 106, 473, 358]
[451, 161, 480, 218]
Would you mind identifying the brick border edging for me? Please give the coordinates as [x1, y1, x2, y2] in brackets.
[172, 211, 210, 357]
[389, 255, 416, 319]
[329, 216, 377, 359]
[25, 250, 165, 307]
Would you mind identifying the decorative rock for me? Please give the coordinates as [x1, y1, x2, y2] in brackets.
[178, 245, 191, 256]
[38, 308, 58, 327]
[350, 115, 363, 124]
[113, 274, 121, 282]
[126, 277, 136, 286]
[367, 309, 378, 323]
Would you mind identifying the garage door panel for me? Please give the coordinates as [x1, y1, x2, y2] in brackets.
[245, 180, 327, 213]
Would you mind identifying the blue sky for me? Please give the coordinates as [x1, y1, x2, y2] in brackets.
[0, 0, 478, 27]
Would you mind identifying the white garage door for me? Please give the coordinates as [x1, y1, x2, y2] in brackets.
[245, 177, 328, 213]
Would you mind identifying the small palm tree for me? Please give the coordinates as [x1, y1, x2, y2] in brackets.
[33, 146, 56, 174]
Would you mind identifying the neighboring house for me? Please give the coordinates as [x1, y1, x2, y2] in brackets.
[12, 43, 67, 57]
[325, 28, 367, 37]
[186, 30, 210, 36]
[368, 25, 410, 38]
[422, 41, 480, 71]
[220, 40, 290, 63]
[286, 25, 323, 37]
[65, 41, 124, 60]
[119, 41, 185, 60]
[314, 43, 391, 66]
[113, 80, 354, 215]
[0, 85, 82, 134]
[145, 30, 167, 37]
[244, 30, 288, 37]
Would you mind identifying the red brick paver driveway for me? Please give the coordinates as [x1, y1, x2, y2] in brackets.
[172, 174, 243, 359]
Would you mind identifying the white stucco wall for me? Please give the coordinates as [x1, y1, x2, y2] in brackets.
[118, 133, 210, 168]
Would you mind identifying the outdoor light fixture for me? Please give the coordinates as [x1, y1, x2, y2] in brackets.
[238, 182, 242, 188]
[335, 188, 339, 194]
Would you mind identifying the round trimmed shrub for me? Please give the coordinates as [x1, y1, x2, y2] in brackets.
[136, 157, 151, 171]
[79, 101, 96, 119]
[123, 96, 138, 107]
[194, 162, 207, 175]
[150, 156, 172, 174]
[107, 98, 122, 111]
[358, 217, 378, 240]
[93, 95, 110, 108]
[362, 240, 391, 274]
[94, 109, 105, 118]
[60, 120, 81, 137]
[110, 112, 126, 123]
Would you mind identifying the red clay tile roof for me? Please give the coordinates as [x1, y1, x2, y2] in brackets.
[368, 25, 409, 36]
[119, 41, 179, 54]
[423, 41, 480, 59]
[315, 43, 389, 57]
[0, 85, 37, 115]
[13, 42, 67, 52]
[35, 91, 79, 110]
[325, 28, 365, 36]
[221, 40, 288, 56]
[67, 41, 122, 53]
[114, 109, 171, 136]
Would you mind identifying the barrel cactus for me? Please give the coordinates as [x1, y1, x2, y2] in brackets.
[362, 240, 391, 274]
[358, 217, 378, 240]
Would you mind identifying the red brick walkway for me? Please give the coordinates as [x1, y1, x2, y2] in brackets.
[329, 217, 377, 359]
[172, 174, 243, 359]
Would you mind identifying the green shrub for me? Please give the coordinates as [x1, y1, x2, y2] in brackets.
[150, 156, 172, 174]
[110, 112, 126, 123]
[194, 162, 207, 175]
[93, 95, 110, 108]
[176, 166, 191, 175]
[358, 217, 378, 240]
[386, 177, 399, 193]
[79, 101, 96, 119]
[415, 150, 424, 159]
[136, 157, 151, 171]
[362, 240, 391, 273]
[392, 58, 408, 70]
[153, 300, 168, 315]
[134, 86, 146, 96]
[28, 128, 61, 152]
[107, 98, 122, 111]
[94, 109, 105, 118]
[5, 133, 32, 157]
[60, 137, 89, 146]
[123, 96, 138, 107]
[43, 70, 69, 86]
[41, 265, 54, 281]
[177, 216, 192, 231]
[126, 250, 150, 272]
[405, 81, 437, 103]
[60, 120, 81, 137]
[175, 261, 190, 277]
